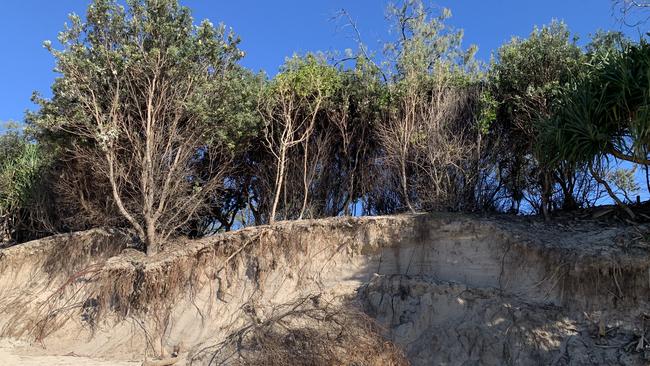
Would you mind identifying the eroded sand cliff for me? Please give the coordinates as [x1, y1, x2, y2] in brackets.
[0, 213, 648, 365]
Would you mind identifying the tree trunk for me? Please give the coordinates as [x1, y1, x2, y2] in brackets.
[299, 142, 310, 219]
[401, 157, 414, 212]
[589, 164, 636, 219]
[541, 171, 551, 222]
[269, 146, 286, 224]
[145, 218, 158, 255]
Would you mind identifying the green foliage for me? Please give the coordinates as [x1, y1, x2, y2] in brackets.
[5, 0, 648, 240]
[606, 167, 640, 201]
[385, 1, 478, 83]
[493, 20, 583, 134]
[0, 143, 43, 212]
[586, 30, 631, 56]
[477, 90, 497, 134]
[534, 34, 649, 215]
[547, 40, 650, 166]
[0, 129, 49, 241]
[489, 20, 590, 213]
[26, 0, 258, 243]
[270, 54, 342, 103]
[196, 67, 264, 152]
[33, 0, 245, 144]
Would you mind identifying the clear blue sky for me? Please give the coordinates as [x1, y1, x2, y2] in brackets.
[0, 0, 643, 125]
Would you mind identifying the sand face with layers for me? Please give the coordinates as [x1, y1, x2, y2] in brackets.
[0, 213, 649, 365]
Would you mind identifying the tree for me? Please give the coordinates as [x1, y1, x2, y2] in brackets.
[491, 21, 586, 216]
[323, 58, 388, 216]
[32, 0, 242, 254]
[543, 39, 650, 218]
[259, 55, 340, 223]
[0, 125, 53, 243]
[189, 66, 264, 234]
[377, 0, 482, 212]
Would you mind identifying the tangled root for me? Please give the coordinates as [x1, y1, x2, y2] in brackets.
[191, 295, 409, 366]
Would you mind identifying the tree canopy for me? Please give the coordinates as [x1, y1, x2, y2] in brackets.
[1, 0, 648, 249]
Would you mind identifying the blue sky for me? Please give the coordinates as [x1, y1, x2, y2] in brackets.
[0, 0, 644, 126]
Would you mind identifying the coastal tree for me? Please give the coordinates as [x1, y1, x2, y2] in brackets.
[32, 0, 243, 254]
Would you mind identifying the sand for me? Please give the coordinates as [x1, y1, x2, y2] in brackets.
[1, 213, 649, 365]
[0, 339, 139, 365]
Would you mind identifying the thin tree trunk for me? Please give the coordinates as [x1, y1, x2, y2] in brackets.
[269, 146, 286, 224]
[589, 164, 636, 219]
[299, 141, 309, 219]
[401, 156, 414, 212]
[106, 152, 145, 240]
[541, 171, 551, 222]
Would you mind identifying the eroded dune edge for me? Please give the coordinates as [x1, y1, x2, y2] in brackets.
[1, 213, 648, 365]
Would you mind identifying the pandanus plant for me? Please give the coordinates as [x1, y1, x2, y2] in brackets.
[541, 39, 650, 217]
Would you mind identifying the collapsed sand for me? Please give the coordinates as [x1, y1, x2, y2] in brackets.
[0, 213, 649, 365]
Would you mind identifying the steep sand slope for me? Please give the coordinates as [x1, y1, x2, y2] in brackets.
[0, 213, 649, 365]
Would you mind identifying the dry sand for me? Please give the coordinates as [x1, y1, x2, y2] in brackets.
[0, 339, 139, 365]
[1, 213, 649, 365]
